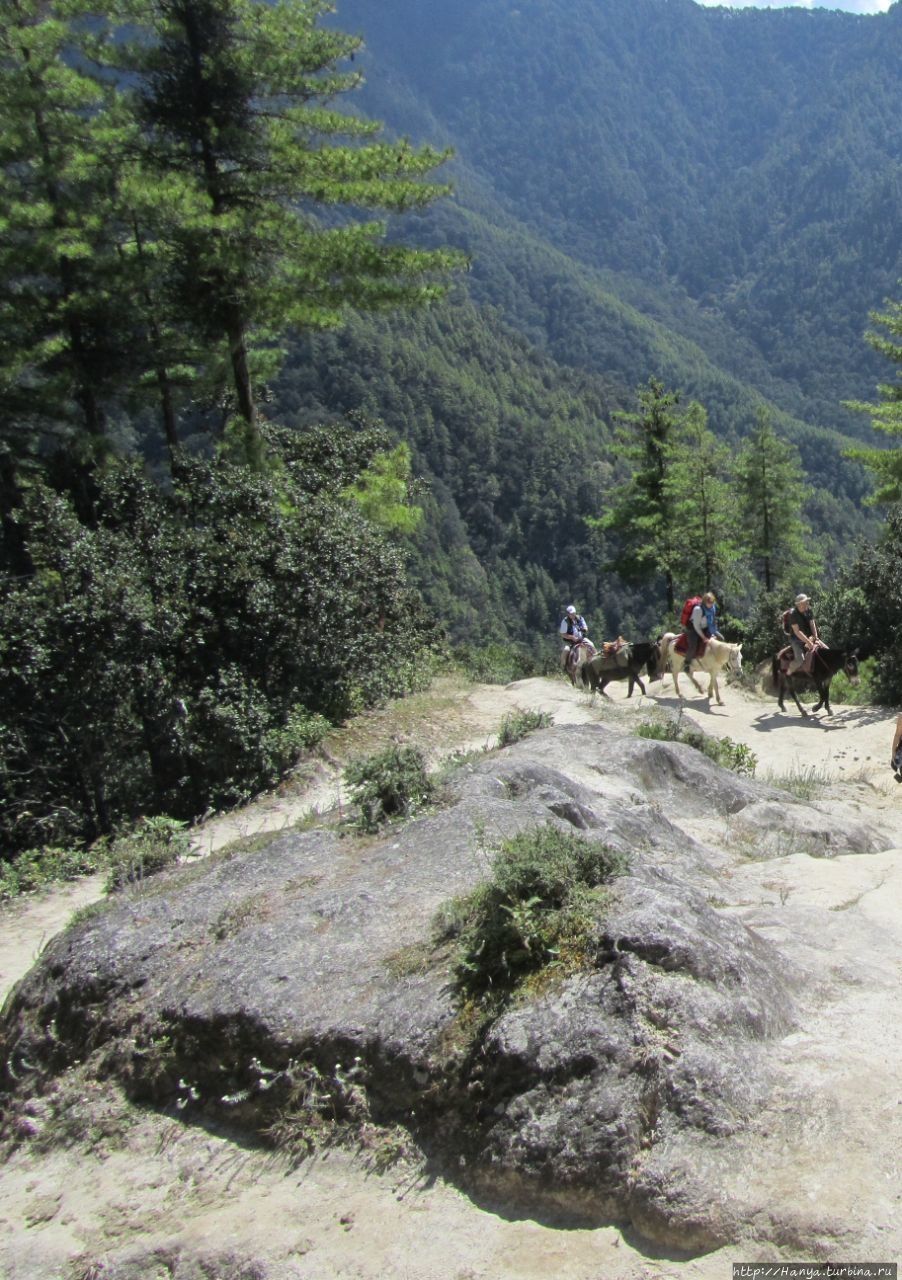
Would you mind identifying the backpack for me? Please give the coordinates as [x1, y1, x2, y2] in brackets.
[781, 608, 793, 636]
[680, 596, 702, 627]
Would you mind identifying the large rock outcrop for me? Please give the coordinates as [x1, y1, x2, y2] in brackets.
[1, 721, 883, 1250]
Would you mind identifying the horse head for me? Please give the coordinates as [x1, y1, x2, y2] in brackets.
[729, 643, 743, 675]
[843, 649, 861, 685]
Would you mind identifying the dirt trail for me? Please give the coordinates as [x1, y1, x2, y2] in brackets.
[3, 672, 902, 1280]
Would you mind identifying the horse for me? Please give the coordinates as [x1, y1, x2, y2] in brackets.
[771, 645, 860, 716]
[562, 638, 597, 687]
[581, 640, 660, 699]
[658, 632, 743, 705]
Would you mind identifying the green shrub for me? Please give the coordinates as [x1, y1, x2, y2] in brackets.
[105, 816, 191, 891]
[452, 643, 538, 685]
[636, 720, 757, 776]
[440, 824, 628, 1004]
[497, 708, 553, 747]
[0, 434, 440, 854]
[0, 843, 103, 901]
[344, 744, 434, 832]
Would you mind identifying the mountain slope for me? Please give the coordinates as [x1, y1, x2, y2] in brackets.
[333, 0, 902, 436]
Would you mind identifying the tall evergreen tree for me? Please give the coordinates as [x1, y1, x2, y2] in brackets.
[592, 378, 681, 614]
[0, 0, 129, 446]
[663, 400, 739, 598]
[845, 295, 902, 504]
[110, 0, 464, 451]
[735, 407, 820, 594]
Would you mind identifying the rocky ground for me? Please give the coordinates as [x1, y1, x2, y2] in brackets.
[2, 669, 902, 1280]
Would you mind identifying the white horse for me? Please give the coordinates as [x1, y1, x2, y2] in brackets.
[658, 632, 743, 706]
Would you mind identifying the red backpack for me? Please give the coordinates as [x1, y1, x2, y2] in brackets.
[680, 596, 702, 627]
[781, 608, 793, 636]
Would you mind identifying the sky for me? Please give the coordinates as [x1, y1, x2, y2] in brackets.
[694, 0, 893, 11]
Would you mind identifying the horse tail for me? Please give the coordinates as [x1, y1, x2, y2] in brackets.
[771, 654, 780, 686]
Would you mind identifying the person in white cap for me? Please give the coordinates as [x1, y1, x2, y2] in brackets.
[559, 604, 595, 672]
[787, 593, 819, 674]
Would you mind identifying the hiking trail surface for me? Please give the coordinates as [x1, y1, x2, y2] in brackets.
[3, 671, 902, 1280]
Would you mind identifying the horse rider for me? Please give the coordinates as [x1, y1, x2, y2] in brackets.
[682, 596, 708, 666]
[701, 591, 724, 641]
[559, 605, 596, 672]
[787, 592, 820, 674]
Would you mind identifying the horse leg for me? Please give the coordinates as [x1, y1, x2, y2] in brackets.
[812, 681, 829, 715]
[789, 678, 807, 717]
[631, 673, 646, 697]
[684, 659, 705, 694]
[708, 671, 724, 705]
[672, 662, 684, 699]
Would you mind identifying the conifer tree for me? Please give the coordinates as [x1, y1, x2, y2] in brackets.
[109, 0, 464, 452]
[734, 407, 820, 593]
[845, 295, 902, 503]
[663, 400, 739, 597]
[0, 0, 129, 445]
[592, 377, 681, 614]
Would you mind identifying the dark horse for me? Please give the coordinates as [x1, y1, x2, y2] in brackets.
[772, 645, 860, 716]
[582, 641, 659, 699]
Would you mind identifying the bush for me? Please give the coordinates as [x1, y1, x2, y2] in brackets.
[440, 824, 628, 1003]
[636, 720, 757, 776]
[0, 844, 103, 901]
[105, 816, 192, 891]
[497, 708, 553, 746]
[0, 429, 440, 853]
[452, 642, 539, 685]
[344, 744, 434, 832]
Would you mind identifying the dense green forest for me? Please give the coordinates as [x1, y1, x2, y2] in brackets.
[5, 0, 902, 863]
[334, 0, 902, 437]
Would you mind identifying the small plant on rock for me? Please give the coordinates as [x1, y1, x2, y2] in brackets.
[344, 743, 433, 832]
[636, 720, 757, 776]
[497, 708, 553, 747]
[440, 823, 628, 1006]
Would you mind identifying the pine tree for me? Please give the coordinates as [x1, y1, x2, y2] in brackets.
[591, 377, 681, 614]
[109, 0, 464, 450]
[845, 295, 902, 504]
[663, 400, 739, 598]
[734, 407, 820, 594]
[0, 0, 130, 444]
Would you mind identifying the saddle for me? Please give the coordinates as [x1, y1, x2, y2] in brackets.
[602, 636, 629, 666]
[565, 637, 596, 671]
[673, 634, 707, 659]
[777, 642, 823, 677]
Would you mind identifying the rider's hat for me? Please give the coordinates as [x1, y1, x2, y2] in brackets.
[566, 605, 577, 614]
[795, 593, 809, 604]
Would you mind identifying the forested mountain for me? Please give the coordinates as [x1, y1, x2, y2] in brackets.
[332, 0, 902, 437]
[5, 0, 902, 853]
[262, 0, 902, 640]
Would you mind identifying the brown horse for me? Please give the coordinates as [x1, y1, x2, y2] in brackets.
[772, 646, 859, 716]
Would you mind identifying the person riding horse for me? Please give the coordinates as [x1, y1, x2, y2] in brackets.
[682, 593, 718, 665]
[787, 593, 822, 674]
[559, 605, 596, 674]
